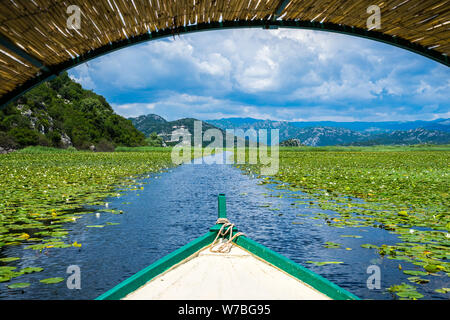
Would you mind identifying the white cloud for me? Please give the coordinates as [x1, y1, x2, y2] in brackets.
[69, 64, 95, 90]
[431, 112, 450, 120]
[111, 103, 156, 117]
[68, 28, 450, 122]
[235, 45, 280, 92]
[196, 53, 231, 76]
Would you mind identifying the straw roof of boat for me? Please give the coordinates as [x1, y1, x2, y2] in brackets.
[0, 0, 449, 105]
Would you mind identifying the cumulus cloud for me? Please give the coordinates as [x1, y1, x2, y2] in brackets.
[68, 28, 450, 122]
[69, 64, 96, 90]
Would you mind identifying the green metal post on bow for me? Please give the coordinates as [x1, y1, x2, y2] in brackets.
[210, 193, 228, 232]
[218, 193, 227, 219]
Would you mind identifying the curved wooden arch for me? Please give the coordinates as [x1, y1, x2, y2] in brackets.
[0, 1, 449, 108]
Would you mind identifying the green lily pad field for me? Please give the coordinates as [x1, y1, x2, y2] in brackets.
[236, 146, 450, 299]
[0, 149, 174, 284]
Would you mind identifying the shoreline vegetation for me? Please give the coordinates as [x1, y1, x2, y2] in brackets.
[5, 140, 449, 154]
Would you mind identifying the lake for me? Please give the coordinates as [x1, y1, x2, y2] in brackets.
[0, 152, 447, 299]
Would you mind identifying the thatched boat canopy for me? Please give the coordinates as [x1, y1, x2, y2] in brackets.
[0, 0, 449, 107]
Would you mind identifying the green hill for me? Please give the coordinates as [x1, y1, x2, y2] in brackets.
[129, 114, 231, 147]
[0, 72, 146, 151]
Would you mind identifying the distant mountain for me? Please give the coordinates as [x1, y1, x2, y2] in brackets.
[130, 114, 220, 135]
[0, 72, 146, 151]
[291, 119, 450, 133]
[206, 117, 450, 146]
[292, 127, 369, 146]
[206, 118, 369, 146]
[421, 119, 450, 133]
[129, 114, 169, 137]
[206, 118, 304, 142]
[132, 113, 167, 127]
[208, 117, 450, 133]
[349, 128, 450, 146]
[129, 114, 238, 147]
[206, 117, 267, 129]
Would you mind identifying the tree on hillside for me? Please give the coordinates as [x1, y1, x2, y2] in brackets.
[146, 132, 164, 147]
[0, 72, 147, 150]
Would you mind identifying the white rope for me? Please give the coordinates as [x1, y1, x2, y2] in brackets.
[209, 218, 245, 253]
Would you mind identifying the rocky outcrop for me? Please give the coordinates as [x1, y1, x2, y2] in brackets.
[0, 147, 15, 154]
[60, 133, 73, 148]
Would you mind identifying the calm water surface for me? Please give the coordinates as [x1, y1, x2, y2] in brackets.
[0, 152, 447, 299]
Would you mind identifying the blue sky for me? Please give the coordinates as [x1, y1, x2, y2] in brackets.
[68, 28, 449, 122]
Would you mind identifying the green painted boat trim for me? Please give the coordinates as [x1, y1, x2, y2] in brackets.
[235, 235, 359, 300]
[96, 231, 216, 300]
[96, 194, 359, 300]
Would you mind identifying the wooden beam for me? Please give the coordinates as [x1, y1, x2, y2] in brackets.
[273, 0, 291, 20]
[0, 32, 49, 72]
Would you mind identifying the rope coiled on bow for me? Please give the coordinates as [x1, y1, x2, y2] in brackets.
[209, 218, 245, 253]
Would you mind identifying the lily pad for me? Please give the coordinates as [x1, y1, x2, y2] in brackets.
[0, 266, 17, 272]
[407, 276, 429, 284]
[388, 283, 424, 300]
[21, 267, 44, 274]
[361, 244, 378, 249]
[403, 270, 428, 276]
[423, 264, 440, 273]
[0, 266, 23, 282]
[39, 277, 64, 284]
[323, 241, 342, 249]
[306, 261, 344, 266]
[0, 257, 20, 263]
[434, 288, 450, 294]
[7, 282, 30, 289]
